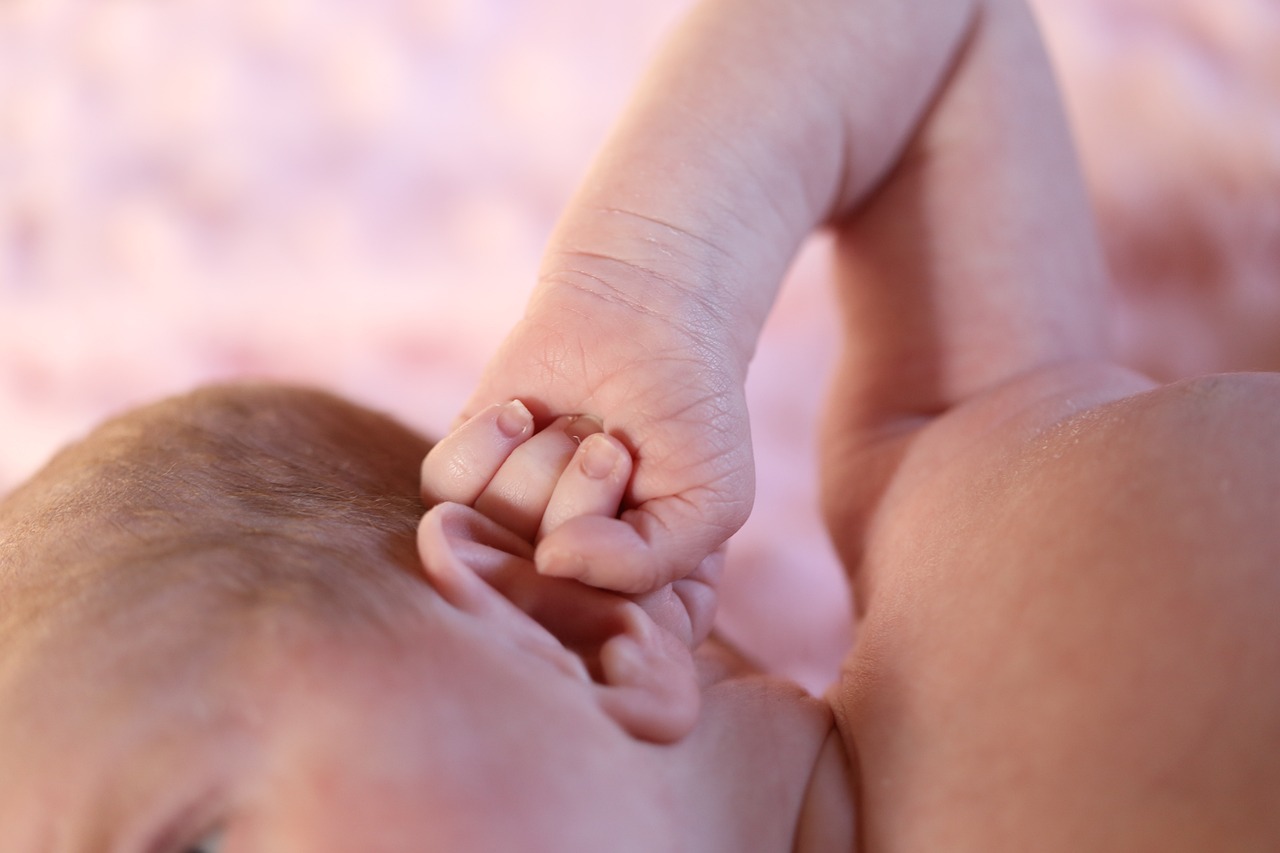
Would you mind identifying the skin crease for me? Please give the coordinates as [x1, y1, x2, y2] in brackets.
[2, 1, 1279, 852]
[452, 0, 983, 594]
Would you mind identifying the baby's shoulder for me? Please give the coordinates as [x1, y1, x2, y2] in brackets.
[886, 366, 1280, 535]
[1017, 371, 1280, 526]
[829, 370, 1280, 851]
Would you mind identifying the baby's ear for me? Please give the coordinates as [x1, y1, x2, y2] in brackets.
[590, 601, 701, 742]
[418, 503, 700, 743]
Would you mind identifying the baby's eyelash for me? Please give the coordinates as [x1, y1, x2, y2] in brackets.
[181, 828, 223, 853]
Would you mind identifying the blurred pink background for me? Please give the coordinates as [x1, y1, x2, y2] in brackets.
[2, 0, 1278, 688]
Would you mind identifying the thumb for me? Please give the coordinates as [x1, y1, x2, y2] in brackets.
[535, 497, 744, 595]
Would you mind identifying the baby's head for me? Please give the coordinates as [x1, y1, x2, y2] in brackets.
[0, 385, 682, 851]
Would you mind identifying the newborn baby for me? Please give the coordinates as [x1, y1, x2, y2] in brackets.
[0, 384, 838, 852]
[4, 373, 1280, 851]
[5, 0, 1280, 846]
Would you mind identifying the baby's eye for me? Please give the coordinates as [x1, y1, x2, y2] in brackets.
[182, 829, 222, 853]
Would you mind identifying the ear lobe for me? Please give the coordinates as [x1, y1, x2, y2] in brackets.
[594, 603, 701, 743]
[420, 503, 595, 682]
[419, 503, 700, 743]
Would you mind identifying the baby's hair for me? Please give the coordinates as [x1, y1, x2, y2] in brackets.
[0, 384, 437, 666]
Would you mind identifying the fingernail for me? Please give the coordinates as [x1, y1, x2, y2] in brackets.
[564, 414, 603, 444]
[580, 434, 620, 479]
[496, 400, 533, 438]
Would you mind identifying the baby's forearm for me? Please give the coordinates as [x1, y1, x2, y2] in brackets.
[532, 0, 979, 371]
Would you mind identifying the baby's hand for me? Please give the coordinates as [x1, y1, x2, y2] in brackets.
[421, 400, 721, 649]
[421, 400, 629, 545]
[455, 291, 754, 601]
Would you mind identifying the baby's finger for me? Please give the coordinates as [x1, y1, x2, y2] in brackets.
[671, 545, 726, 648]
[474, 415, 602, 542]
[581, 546, 724, 650]
[535, 501, 719, 595]
[421, 400, 535, 507]
[537, 432, 633, 541]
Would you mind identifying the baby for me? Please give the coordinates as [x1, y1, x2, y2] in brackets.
[0, 383, 835, 852]
[2, 374, 1277, 851]
[3, 0, 1280, 850]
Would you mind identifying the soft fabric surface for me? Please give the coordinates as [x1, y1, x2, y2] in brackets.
[3, 0, 1277, 689]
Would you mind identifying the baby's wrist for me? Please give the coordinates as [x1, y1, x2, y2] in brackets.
[532, 252, 757, 380]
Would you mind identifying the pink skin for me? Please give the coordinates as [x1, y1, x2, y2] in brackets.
[0, 560, 695, 852]
[4, 0, 1280, 848]
[422, 404, 629, 545]
[433, 0, 1280, 846]
[422, 402, 722, 663]
[437, 0, 1096, 603]
[420, 411, 706, 743]
[0, 387, 836, 853]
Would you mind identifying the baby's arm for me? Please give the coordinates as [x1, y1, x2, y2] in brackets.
[440, 0, 994, 598]
[811, 0, 1142, 598]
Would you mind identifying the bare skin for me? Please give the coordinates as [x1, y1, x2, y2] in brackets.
[437, 0, 1280, 847]
[443, 0, 1102, 597]
[2, 0, 1278, 849]
[422, 374, 1280, 852]
[0, 385, 842, 853]
[4, 375, 1276, 850]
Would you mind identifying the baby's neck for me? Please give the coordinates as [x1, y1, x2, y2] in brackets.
[652, 667, 856, 853]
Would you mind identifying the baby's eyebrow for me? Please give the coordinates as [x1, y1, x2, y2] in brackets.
[134, 778, 230, 853]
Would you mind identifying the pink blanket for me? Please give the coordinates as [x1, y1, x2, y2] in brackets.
[3, 0, 1277, 690]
